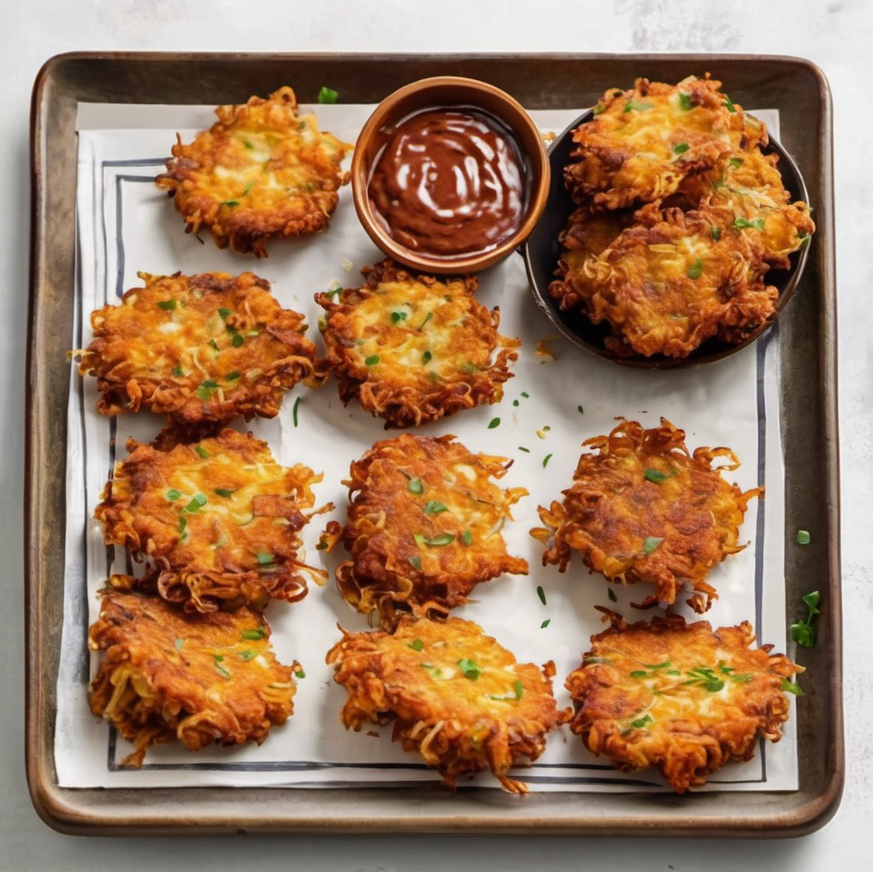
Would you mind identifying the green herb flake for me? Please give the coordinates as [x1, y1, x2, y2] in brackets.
[424, 533, 455, 547]
[781, 678, 804, 696]
[422, 350, 433, 364]
[461, 529, 473, 547]
[214, 658, 231, 680]
[624, 99, 654, 113]
[672, 142, 690, 155]
[409, 555, 422, 570]
[542, 453, 553, 468]
[540, 619, 551, 629]
[607, 587, 618, 603]
[418, 311, 433, 331]
[157, 299, 177, 311]
[518, 446, 530, 453]
[407, 478, 424, 495]
[195, 445, 209, 459]
[686, 258, 703, 280]
[644, 467, 668, 484]
[678, 91, 694, 111]
[231, 331, 244, 348]
[184, 493, 207, 513]
[408, 639, 424, 652]
[241, 627, 267, 641]
[734, 216, 765, 231]
[239, 649, 258, 661]
[513, 399, 519, 407]
[536, 585, 547, 606]
[577, 405, 584, 414]
[209, 338, 220, 353]
[796, 529, 811, 545]
[225, 371, 240, 381]
[217, 307, 232, 320]
[711, 226, 722, 241]
[729, 156, 744, 169]
[424, 500, 448, 515]
[222, 199, 239, 208]
[390, 310, 408, 324]
[724, 94, 737, 113]
[256, 550, 274, 565]
[317, 86, 339, 104]
[214, 488, 234, 498]
[643, 536, 664, 554]
[630, 670, 649, 678]
[364, 354, 380, 366]
[630, 714, 653, 729]
[166, 489, 182, 501]
[513, 680, 524, 700]
[178, 516, 188, 536]
[172, 365, 185, 377]
[488, 417, 501, 429]
[293, 396, 301, 427]
[458, 658, 482, 681]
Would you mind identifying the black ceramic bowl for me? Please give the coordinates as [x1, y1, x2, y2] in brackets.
[522, 109, 813, 369]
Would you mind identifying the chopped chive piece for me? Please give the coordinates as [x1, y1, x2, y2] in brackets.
[796, 529, 811, 545]
[520, 391, 530, 398]
[424, 533, 454, 547]
[214, 488, 234, 498]
[256, 550, 274, 565]
[518, 446, 530, 453]
[536, 585, 547, 606]
[178, 516, 187, 535]
[724, 94, 737, 113]
[222, 200, 239, 208]
[734, 216, 765, 230]
[417, 311, 433, 331]
[686, 258, 703, 279]
[317, 86, 339, 104]
[166, 489, 181, 501]
[540, 619, 551, 629]
[195, 445, 208, 459]
[172, 365, 185, 377]
[781, 678, 804, 696]
[214, 662, 231, 680]
[423, 500, 448, 515]
[295, 668, 306, 679]
[231, 331, 244, 348]
[458, 658, 481, 681]
[239, 649, 258, 661]
[293, 396, 301, 427]
[422, 350, 432, 364]
[364, 354, 380, 366]
[630, 714, 653, 729]
[488, 417, 501, 429]
[407, 478, 424, 495]
[157, 299, 177, 311]
[644, 468, 668, 483]
[624, 99, 654, 112]
[672, 142, 690, 155]
[409, 556, 422, 570]
[241, 627, 267, 641]
[729, 156, 744, 169]
[209, 339, 219, 352]
[630, 670, 648, 678]
[413, 533, 427, 549]
[678, 91, 693, 111]
[408, 639, 424, 652]
[542, 453, 553, 468]
[512, 399, 519, 407]
[183, 493, 207, 513]
[201, 379, 218, 389]
[514, 680, 524, 700]
[711, 226, 722, 240]
[217, 307, 232, 320]
[643, 536, 664, 554]
[607, 587, 618, 603]
[577, 405, 584, 414]
[461, 529, 473, 546]
[225, 371, 240, 381]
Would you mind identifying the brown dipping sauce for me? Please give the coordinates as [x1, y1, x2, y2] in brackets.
[367, 107, 526, 258]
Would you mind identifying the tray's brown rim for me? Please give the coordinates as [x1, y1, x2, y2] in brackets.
[26, 50, 842, 837]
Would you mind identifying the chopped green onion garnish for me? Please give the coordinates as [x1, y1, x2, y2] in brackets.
[711, 226, 722, 241]
[488, 417, 501, 429]
[678, 91, 693, 111]
[542, 454, 553, 468]
[218, 307, 232, 320]
[214, 662, 231, 680]
[409, 556, 422, 570]
[424, 500, 448, 515]
[293, 396, 301, 427]
[157, 299, 177, 311]
[607, 587, 618, 603]
[540, 619, 550, 629]
[672, 142, 690, 155]
[364, 354, 380, 366]
[239, 649, 258, 661]
[166, 489, 181, 501]
[644, 468, 668, 483]
[195, 445, 208, 459]
[461, 529, 473, 546]
[231, 331, 244, 348]
[518, 446, 530, 453]
[729, 157, 744, 169]
[422, 350, 432, 364]
[407, 478, 424, 495]
[521, 391, 529, 398]
[734, 216, 765, 230]
[536, 585, 547, 606]
[295, 668, 306, 679]
[390, 310, 408, 324]
[408, 639, 424, 652]
[781, 678, 804, 696]
[513, 680, 524, 700]
[686, 258, 703, 279]
[458, 658, 481, 681]
[417, 312, 433, 331]
[796, 530, 811, 545]
[630, 714, 653, 729]
[317, 86, 339, 104]
[225, 371, 240, 381]
[724, 94, 737, 113]
[214, 488, 234, 498]
[241, 628, 267, 641]
[256, 551, 274, 565]
[172, 365, 185, 377]
[643, 536, 664, 554]
[577, 405, 584, 414]
[424, 533, 454, 547]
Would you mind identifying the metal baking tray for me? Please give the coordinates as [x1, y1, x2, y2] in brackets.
[27, 51, 842, 836]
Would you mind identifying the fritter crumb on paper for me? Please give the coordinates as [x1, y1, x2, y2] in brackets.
[78, 271, 318, 428]
[336, 433, 528, 628]
[565, 609, 799, 792]
[88, 589, 297, 767]
[533, 418, 761, 612]
[94, 428, 330, 612]
[326, 616, 569, 794]
[316, 259, 520, 428]
[156, 86, 351, 257]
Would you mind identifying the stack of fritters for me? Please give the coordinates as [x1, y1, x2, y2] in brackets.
[156, 86, 351, 257]
[533, 418, 761, 613]
[78, 271, 317, 429]
[336, 433, 528, 628]
[88, 589, 298, 767]
[95, 428, 327, 612]
[316, 259, 520, 428]
[565, 610, 799, 793]
[551, 75, 815, 358]
[327, 616, 569, 794]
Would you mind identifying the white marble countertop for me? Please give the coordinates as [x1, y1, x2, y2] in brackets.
[5, 0, 867, 867]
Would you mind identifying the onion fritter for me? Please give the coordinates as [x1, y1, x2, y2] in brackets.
[78, 271, 317, 427]
[88, 589, 297, 767]
[156, 87, 351, 257]
[94, 428, 329, 612]
[316, 259, 520, 428]
[336, 433, 528, 628]
[565, 610, 799, 792]
[326, 616, 568, 793]
[533, 419, 761, 612]
[553, 75, 815, 359]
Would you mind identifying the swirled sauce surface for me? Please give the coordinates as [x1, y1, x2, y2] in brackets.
[367, 108, 526, 258]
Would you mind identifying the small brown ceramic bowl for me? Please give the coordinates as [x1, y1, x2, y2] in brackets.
[522, 109, 813, 369]
[351, 76, 549, 274]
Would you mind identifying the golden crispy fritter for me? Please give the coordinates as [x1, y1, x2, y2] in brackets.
[94, 428, 329, 612]
[336, 433, 529, 628]
[552, 204, 779, 358]
[565, 610, 799, 793]
[533, 419, 761, 612]
[78, 271, 318, 427]
[88, 589, 298, 767]
[155, 87, 351, 257]
[326, 616, 569, 793]
[554, 76, 814, 360]
[316, 260, 520, 428]
[565, 76, 740, 210]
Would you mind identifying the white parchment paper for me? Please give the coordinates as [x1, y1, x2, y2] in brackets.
[55, 102, 797, 791]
